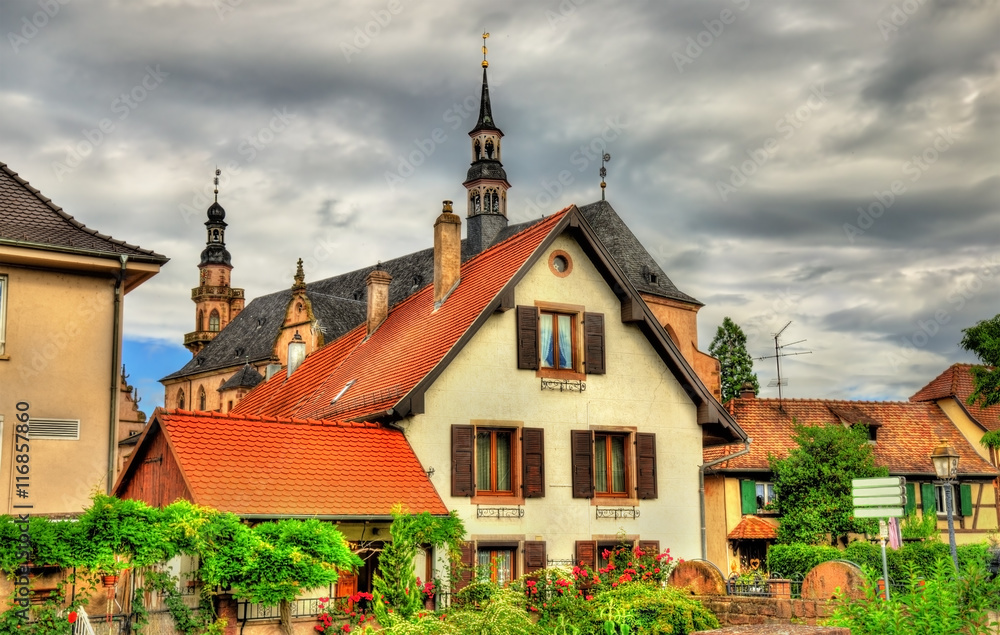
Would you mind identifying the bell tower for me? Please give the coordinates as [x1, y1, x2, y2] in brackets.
[184, 169, 245, 355]
[464, 32, 511, 254]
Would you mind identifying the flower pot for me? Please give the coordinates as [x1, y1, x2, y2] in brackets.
[424, 597, 435, 611]
[102, 575, 119, 588]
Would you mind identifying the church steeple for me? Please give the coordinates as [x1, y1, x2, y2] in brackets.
[184, 169, 245, 355]
[464, 32, 510, 254]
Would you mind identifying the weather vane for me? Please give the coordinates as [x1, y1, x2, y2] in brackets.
[213, 167, 221, 203]
[482, 31, 489, 68]
[600, 153, 610, 200]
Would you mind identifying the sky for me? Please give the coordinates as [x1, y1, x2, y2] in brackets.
[2, 0, 998, 411]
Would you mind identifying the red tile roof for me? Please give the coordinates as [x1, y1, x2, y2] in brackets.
[705, 397, 997, 477]
[117, 408, 447, 516]
[911, 363, 1000, 432]
[234, 208, 571, 420]
[728, 515, 778, 540]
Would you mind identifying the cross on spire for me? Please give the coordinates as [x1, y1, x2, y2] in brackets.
[482, 30, 489, 68]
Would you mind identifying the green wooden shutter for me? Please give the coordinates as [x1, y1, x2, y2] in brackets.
[959, 484, 973, 517]
[905, 482, 916, 515]
[740, 480, 757, 514]
[921, 483, 937, 516]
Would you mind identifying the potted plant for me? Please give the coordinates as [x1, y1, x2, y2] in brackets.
[420, 578, 437, 610]
[91, 552, 126, 587]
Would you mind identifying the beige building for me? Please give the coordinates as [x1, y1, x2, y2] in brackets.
[703, 392, 999, 574]
[0, 162, 167, 516]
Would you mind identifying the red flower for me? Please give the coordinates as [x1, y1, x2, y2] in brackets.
[67, 612, 78, 624]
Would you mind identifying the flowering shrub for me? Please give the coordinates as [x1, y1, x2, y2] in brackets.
[315, 593, 376, 634]
[571, 543, 679, 595]
[415, 577, 437, 599]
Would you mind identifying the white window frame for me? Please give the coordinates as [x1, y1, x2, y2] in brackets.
[756, 481, 776, 511]
[934, 484, 955, 515]
[0, 274, 7, 355]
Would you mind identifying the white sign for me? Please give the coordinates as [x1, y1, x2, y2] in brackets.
[855, 507, 906, 518]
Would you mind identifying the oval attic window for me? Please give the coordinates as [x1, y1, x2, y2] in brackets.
[552, 255, 568, 272]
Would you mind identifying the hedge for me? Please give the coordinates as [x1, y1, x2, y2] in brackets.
[767, 541, 993, 580]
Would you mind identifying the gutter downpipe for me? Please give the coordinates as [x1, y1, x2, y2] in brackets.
[700, 438, 752, 561]
[108, 255, 127, 493]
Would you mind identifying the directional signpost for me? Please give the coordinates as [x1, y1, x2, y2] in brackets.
[853, 476, 906, 600]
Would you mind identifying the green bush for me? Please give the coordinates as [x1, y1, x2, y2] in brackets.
[767, 543, 841, 577]
[826, 557, 1000, 634]
[586, 584, 719, 634]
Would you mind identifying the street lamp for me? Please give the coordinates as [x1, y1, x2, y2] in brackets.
[930, 441, 960, 571]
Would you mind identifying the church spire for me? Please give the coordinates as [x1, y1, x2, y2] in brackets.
[464, 31, 510, 254]
[185, 168, 245, 355]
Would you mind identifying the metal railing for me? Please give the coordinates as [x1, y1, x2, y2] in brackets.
[72, 606, 96, 635]
[237, 597, 324, 621]
[726, 572, 805, 598]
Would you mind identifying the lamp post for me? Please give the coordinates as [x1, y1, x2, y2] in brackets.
[930, 441, 960, 571]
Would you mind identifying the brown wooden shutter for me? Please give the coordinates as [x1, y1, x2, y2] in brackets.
[636, 433, 657, 500]
[451, 425, 475, 497]
[516, 305, 539, 370]
[575, 540, 597, 569]
[522, 428, 545, 498]
[638, 540, 660, 556]
[583, 312, 606, 374]
[454, 541, 476, 590]
[571, 430, 594, 498]
[523, 541, 546, 575]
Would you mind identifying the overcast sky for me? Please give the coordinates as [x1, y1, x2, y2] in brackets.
[2, 0, 998, 410]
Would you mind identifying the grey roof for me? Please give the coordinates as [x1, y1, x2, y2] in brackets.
[0, 162, 168, 263]
[162, 200, 698, 381]
[219, 363, 265, 391]
[465, 160, 508, 183]
[578, 200, 701, 305]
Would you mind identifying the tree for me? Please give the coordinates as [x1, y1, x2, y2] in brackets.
[960, 314, 1000, 409]
[708, 317, 760, 403]
[770, 421, 888, 545]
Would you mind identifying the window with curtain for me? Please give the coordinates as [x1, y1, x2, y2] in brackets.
[476, 429, 513, 495]
[594, 433, 627, 496]
[477, 548, 514, 586]
[540, 311, 574, 370]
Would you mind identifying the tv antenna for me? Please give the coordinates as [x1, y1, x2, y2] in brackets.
[757, 321, 812, 410]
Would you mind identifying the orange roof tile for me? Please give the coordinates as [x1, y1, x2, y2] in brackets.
[119, 408, 447, 517]
[911, 363, 1000, 432]
[728, 515, 778, 540]
[705, 397, 997, 477]
[234, 208, 570, 421]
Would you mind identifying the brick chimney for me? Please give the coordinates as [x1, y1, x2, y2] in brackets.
[740, 382, 757, 399]
[434, 200, 461, 307]
[366, 268, 392, 336]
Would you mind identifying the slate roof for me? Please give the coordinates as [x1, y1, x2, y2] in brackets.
[115, 409, 448, 517]
[911, 363, 1000, 432]
[0, 162, 167, 262]
[164, 200, 699, 381]
[219, 362, 264, 391]
[705, 397, 997, 477]
[577, 200, 700, 304]
[728, 515, 778, 540]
